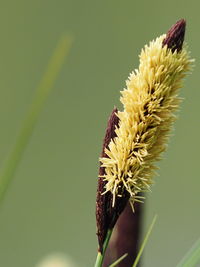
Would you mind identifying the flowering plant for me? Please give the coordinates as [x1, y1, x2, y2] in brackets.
[95, 19, 193, 267]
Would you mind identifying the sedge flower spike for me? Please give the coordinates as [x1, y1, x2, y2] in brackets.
[96, 108, 130, 252]
[96, 19, 193, 252]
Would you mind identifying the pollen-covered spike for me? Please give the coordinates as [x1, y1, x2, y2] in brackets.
[100, 22, 192, 209]
[162, 19, 186, 52]
[96, 108, 119, 252]
[95, 19, 192, 266]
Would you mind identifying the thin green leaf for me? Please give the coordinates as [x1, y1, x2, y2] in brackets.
[132, 214, 157, 267]
[109, 253, 128, 267]
[176, 238, 200, 267]
[0, 34, 73, 203]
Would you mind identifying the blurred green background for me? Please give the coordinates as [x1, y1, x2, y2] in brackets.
[0, 0, 199, 266]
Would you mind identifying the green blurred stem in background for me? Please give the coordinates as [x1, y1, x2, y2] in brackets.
[176, 238, 200, 267]
[132, 214, 157, 267]
[109, 253, 128, 267]
[0, 34, 72, 204]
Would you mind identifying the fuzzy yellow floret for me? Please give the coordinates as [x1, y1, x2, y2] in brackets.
[100, 35, 192, 207]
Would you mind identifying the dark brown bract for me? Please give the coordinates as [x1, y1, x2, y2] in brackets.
[162, 19, 186, 52]
[96, 108, 119, 252]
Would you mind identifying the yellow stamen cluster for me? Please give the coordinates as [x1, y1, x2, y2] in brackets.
[100, 35, 192, 207]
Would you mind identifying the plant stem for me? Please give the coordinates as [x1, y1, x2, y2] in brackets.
[109, 253, 128, 267]
[94, 228, 113, 267]
[132, 214, 157, 267]
[0, 35, 72, 204]
[176, 237, 200, 267]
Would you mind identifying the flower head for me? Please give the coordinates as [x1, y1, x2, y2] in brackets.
[100, 19, 192, 206]
[96, 19, 193, 252]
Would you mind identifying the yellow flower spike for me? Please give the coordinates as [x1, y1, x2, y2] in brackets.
[100, 19, 193, 208]
[95, 20, 193, 264]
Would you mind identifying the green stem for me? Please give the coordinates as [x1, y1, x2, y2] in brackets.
[109, 253, 128, 267]
[132, 214, 157, 267]
[0, 35, 72, 204]
[176, 238, 200, 267]
[94, 228, 113, 267]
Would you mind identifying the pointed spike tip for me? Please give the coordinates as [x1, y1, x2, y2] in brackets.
[162, 19, 186, 53]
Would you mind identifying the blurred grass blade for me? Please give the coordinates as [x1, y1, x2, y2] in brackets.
[176, 238, 200, 267]
[132, 214, 157, 267]
[0, 35, 73, 203]
[109, 253, 128, 267]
